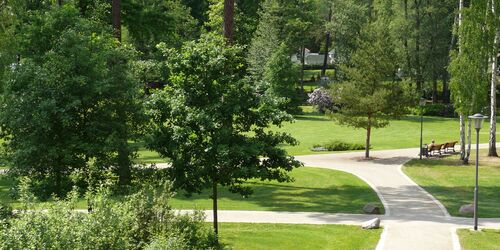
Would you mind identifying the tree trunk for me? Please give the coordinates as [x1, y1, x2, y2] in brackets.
[488, 1, 498, 157]
[459, 0, 465, 160]
[223, 0, 235, 43]
[414, 0, 423, 92]
[117, 143, 131, 186]
[112, 0, 121, 41]
[365, 115, 372, 159]
[460, 114, 466, 160]
[466, 118, 472, 163]
[404, 0, 411, 79]
[57, 0, 62, 6]
[322, 6, 332, 77]
[300, 47, 305, 91]
[442, 74, 449, 103]
[212, 180, 219, 242]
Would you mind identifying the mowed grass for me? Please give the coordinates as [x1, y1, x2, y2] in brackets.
[458, 229, 500, 250]
[170, 167, 384, 214]
[277, 106, 500, 156]
[403, 150, 500, 217]
[0, 167, 383, 214]
[219, 223, 381, 250]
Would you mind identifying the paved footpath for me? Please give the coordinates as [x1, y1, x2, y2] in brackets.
[197, 144, 500, 250]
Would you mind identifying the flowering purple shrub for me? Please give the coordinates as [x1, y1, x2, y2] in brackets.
[307, 88, 333, 113]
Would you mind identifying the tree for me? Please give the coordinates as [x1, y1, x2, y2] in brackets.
[263, 43, 302, 114]
[247, 0, 317, 81]
[449, 0, 491, 163]
[145, 34, 302, 239]
[121, 0, 197, 57]
[0, 6, 143, 196]
[488, 0, 499, 157]
[332, 13, 411, 159]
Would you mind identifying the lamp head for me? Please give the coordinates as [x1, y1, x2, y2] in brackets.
[468, 113, 488, 130]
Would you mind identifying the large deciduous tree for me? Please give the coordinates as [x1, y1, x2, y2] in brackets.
[145, 34, 302, 238]
[0, 6, 143, 196]
[449, 0, 492, 163]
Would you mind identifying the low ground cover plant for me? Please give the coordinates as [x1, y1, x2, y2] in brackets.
[313, 140, 366, 151]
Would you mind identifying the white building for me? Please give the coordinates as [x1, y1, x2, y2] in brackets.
[291, 49, 335, 66]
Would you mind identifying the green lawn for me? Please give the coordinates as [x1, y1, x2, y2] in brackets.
[0, 167, 383, 214]
[458, 229, 500, 250]
[403, 150, 500, 217]
[277, 107, 499, 156]
[219, 223, 381, 250]
[170, 167, 383, 214]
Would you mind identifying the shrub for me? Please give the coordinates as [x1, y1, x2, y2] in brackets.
[313, 140, 367, 151]
[0, 182, 218, 250]
[0, 203, 12, 220]
[409, 103, 456, 117]
[307, 88, 334, 113]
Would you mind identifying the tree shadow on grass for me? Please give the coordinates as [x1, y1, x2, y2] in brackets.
[173, 182, 383, 214]
[416, 185, 500, 218]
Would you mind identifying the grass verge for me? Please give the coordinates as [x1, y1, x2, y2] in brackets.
[403, 150, 500, 217]
[219, 223, 381, 250]
[458, 229, 500, 250]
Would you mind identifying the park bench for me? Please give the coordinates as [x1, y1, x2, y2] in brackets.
[443, 141, 458, 153]
[428, 144, 444, 156]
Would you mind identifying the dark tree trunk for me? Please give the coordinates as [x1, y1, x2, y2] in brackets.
[117, 143, 131, 186]
[300, 47, 305, 91]
[212, 179, 219, 243]
[414, 0, 423, 92]
[223, 0, 235, 43]
[365, 116, 372, 158]
[322, 7, 332, 77]
[404, 0, 411, 81]
[57, 0, 62, 6]
[442, 74, 450, 103]
[112, 0, 121, 41]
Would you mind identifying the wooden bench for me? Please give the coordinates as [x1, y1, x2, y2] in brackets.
[443, 141, 458, 153]
[428, 144, 444, 156]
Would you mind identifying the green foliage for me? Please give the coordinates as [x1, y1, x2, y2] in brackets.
[0, 182, 217, 249]
[409, 103, 456, 118]
[122, 0, 198, 57]
[263, 44, 302, 114]
[449, 0, 495, 115]
[0, 6, 143, 196]
[313, 140, 366, 151]
[247, 0, 318, 80]
[332, 16, 413, 156]
[145, 34, 302, 197]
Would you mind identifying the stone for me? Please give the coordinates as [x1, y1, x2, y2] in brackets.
[363, 203, 381, 214]
[459, 204, 474, 216]
[362, 218, 380, 229]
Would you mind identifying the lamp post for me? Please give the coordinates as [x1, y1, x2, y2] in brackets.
[419, 98, 426, 159]
[468, 113, 488, 231]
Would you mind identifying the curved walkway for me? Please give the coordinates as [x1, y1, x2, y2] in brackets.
[204, 145, 500, 250]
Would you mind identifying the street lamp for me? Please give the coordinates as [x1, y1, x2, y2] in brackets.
[468, 113, 488, 231]
[419, 98, 426, 159]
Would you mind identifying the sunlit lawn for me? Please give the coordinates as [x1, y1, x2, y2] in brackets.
[219, 223, 381, 250]
[403, 150, 500, 217]
[0, 167, 383, 214]
[277, 106, 499, 156]
[458, 229, 500, 250]
[169, 167, 384, 214]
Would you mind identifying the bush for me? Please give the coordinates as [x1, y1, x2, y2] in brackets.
[409, 103, 456, 117]
[0, 203, 12, 220]
[307, 88, 334, 113]
[313, 140, 367, 151]
[0, 182, 218, 250]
